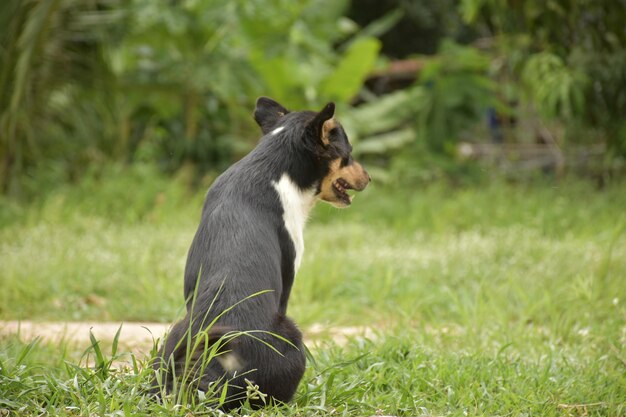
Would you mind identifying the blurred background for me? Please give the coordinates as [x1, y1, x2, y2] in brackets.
[1, 3, 625, 413]
[1, 0, 624, 202]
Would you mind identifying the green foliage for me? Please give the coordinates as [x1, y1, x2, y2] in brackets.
[0, 0, 384, 196]
[350, 40, 496, 152]
[345, 40, 496, 182]
[521, 52, 587, 119]
[107, 0, 260, 172]
[415, 40, 496, 153]
[460, 0, 626, 156]
[3, 0, 622, 194]
[348, 0, 474, 57]
[242, 0, 375, 108]
[0, 0, 124, 193]
[248, 31, 380, 108]
[320, 38, 381, 103]
[2, 0, 623, 196]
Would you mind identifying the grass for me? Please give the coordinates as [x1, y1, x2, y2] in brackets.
[1, 165, 625, 416]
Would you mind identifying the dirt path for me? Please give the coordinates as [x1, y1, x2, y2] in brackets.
[0, 320, 375, 357]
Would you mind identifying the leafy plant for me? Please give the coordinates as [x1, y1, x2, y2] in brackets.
[0, 0, 124, 194]
[414, 40, 496, 153]
[0, 0, 386, 196]
[346, 40, 496, 182]
[460, 0, 626, 158]
[521, 52, 587, 120]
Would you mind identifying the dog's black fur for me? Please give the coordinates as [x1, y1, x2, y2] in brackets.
[153, 97, 369, 409]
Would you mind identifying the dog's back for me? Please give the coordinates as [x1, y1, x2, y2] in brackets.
[154, 98, 369, 409]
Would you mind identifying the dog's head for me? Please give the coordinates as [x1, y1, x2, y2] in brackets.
[254, 97, 370, 208]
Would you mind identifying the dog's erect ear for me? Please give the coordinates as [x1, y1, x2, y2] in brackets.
[306, 102, 336, 146]
[254, 97, 290, 134]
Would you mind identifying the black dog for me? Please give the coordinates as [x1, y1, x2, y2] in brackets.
[153, 97, 370, 409]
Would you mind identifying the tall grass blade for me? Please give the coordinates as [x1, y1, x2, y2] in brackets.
[111, 323, 123, 357]
[15, 336, 40, 367]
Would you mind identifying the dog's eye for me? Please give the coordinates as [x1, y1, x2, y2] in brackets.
[341, 155, 352, 167]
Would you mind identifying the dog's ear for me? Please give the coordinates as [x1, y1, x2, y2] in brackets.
[254, 97, 290, 134]
[306, 102, 336, 147]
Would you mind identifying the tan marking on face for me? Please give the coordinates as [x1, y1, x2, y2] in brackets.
[318, 159, 341, 204]
[318, 158, 370, 208]
[321, 118, 337, 146]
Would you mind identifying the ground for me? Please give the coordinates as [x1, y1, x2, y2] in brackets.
[1, 174, 625, 416]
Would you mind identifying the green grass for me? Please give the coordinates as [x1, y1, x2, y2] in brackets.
[1, 166, 625, 415]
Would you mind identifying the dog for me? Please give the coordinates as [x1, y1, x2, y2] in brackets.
[153, 97, 370, 409]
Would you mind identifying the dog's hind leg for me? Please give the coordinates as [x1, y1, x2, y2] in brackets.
[152, 314, 305, 410]
[193, 314, 305, 410]
[150, 316, 191, 395]
[151, 315, 233, 396]
[235, 314, 306, 407]
[263, 314, 306, 403]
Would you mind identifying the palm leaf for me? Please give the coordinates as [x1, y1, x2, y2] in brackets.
[0, 0, 123, 193]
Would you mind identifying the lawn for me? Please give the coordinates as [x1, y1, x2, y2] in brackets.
[1, 167, 625, 416]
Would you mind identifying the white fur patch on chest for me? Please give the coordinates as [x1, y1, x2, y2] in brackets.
[272, 174, 316, 274]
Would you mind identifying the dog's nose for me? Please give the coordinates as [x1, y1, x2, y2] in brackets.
[363, 169, 371, 183]
[358, 171, 371, 190]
